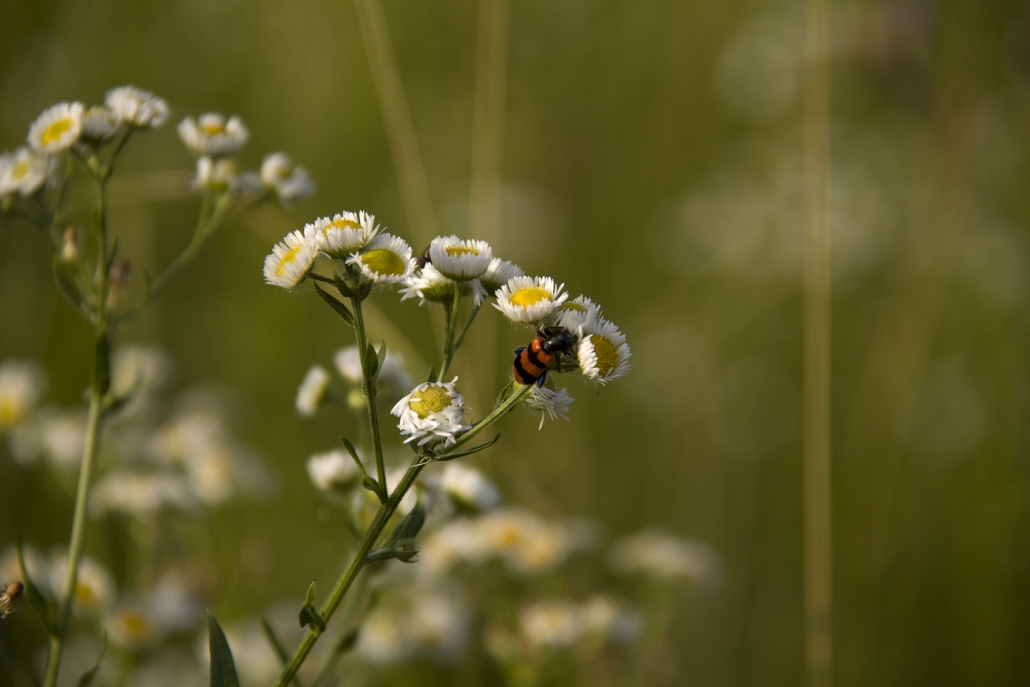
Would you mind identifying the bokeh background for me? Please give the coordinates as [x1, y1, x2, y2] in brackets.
[3, 0, 1030, 684]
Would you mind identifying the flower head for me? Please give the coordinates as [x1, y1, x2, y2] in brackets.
[0, 148, 52, 198]
[410, 594, 469, 663]
[478, 508, 571, 574]
[105, 86, 169, 129]
[526, 385, 574, 429]
[400, 264, 487, 306]
[307, 449, 359, 492]
[263, 229, 318, 289]
[479, 257, 524, 292]
[580, 596, 641, 643]
[80, 106, 118, 142]
[295, 365, 330, 417]
[349, 233, 415, 285]
[90, 471, 196, 518]
[547, 295, 601, 331]
[260, 152, 315, 205]
[439, 463, 501, 512]
[177, 113, 249, 156]
[357, 608, 414, 665]
[0, 360, 47, 433]
[193, 156, 242, 193]
[28, 102, 84, 153]
[494, 276, 567, 325]
[306, 211, 378, 259]
[608, 528, 724, 588]
[391, 379, 470, 447]
[49, 550, 115, 616]
[107, 601, 162, 649]
[0, 581, 24, 618]
[428, 236, 493, 281]
[519, 600, 584, 650]
[577, 318, 631, 383]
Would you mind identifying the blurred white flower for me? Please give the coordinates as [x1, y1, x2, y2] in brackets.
[357, 607, 414, 665]
[0, 359, 46, 433]
[580, 595, 640, 643]
[27, 102, 84, 153]
[306, 449, 359, 492]
[519, 600, 583, 650]
[333, 346, 364, 385]
[0, 147, 52, 198]
[260, 152, 315, 205]
[419, 519, 488, 576]
[177, 113, 248, 156]
[107, 600, 164, 649]
[349, 233, 415, 285]
[439, 463, 501, 512]
[391, 379, 470, 447]
[264, 229, 317, 289]
[494, 276, 567, 325]
[479, 258, 524, 293]
[428, 236, 493, 281]
[295, 365, 330, 417]
[478, 508, 570, 575]
[526, 385, 574, 429]
[105, 86, 170, 129]
[48, 550, 116, 616]
[193, 156, 240, 193]
[147, 569, 205, 632]
[608, 528, 724, 588]
[577, 318, 631, 384]
[90, 471, 196, 518]
[410, 594, 469, 663]
[38, 407, 87, 470]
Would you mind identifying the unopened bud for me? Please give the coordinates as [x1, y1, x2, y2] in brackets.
[0, 581, 25, 618]
[106, 257, 131, 310]
[61, 227, 80, 263]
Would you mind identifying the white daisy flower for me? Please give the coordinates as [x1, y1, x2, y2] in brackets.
[263, 229, 318, 289]
[107, 601, 163, 649]
[390, 378, 470, 447]
[90, 471, 196, 518]
[479, 257, 524, 293]
[547, 295, 601, 331]
[260, 152, 315, 205]
[519, 600, 584, 650]
[333, 346, 363, 385]
[357, 608, 414, 665]
[0, 360, 47, 433]
[48, 550, 116, 616]
[478, 508, 570, 575]
[349, 233, 415, 285]
[608, 528, 724, 588]
[306, 211, 378, 259]
[306, 449, 359, 492]
[410, 594, 469, 663]
[105, 86, 169, 129]
[295, 365, 330, 416]
[399, 264, 487, 306]
[192, 156, 242, 193]
[183, 443, 267, 506]
[0, 148, 52, 198]
[419, 520, 488, 576]
[494, 276, 568, 325]
[80, 106, 118, 142]
[177, 113, 249, 156]
[27, 102, 84, 153]
[577, 317, 631, 383]
[439, 463, 501, 512]
[110, 345, 172, 403]
[38, 408, 87, 470]
[580, 596, 640, 643]
[428, 236, 493, 281]
[526, 385, 574, 429]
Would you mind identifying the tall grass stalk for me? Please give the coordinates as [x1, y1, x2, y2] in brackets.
[801, 0, 833, 684]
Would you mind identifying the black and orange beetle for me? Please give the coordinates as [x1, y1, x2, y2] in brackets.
[512, 327, 578, 387]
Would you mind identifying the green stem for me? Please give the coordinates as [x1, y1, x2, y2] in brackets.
[439, 284, 463, 379]
[452, 300, 482, 351]
[310, 570, 368, 687]
[351, 298, 387, 492]
[270, 383, 531, 687]
[148, 193, 227, 299]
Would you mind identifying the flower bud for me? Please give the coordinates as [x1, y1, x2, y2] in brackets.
[107, 257, 131, 310]
[0, 581, 25, 618]
[60, 227, 80, 263]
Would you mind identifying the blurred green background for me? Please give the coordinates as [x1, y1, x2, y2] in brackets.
[3, 0, 1030, 684]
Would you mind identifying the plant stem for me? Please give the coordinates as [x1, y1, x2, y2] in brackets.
[350, 298, 387, 492]
[148, 192, 227, 300]
[42, 173, 113, 687]
[270, 383, 531, 687]
[452, 301, 482, 351]
[439, 285, 463, 380]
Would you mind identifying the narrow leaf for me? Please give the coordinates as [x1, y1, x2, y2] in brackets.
[76, 634, 107, 687]
[427, 365, 438, 383]
[432, 434, 502, 462]
[298, 583, 326, 633]
[376, 341, 387, 375]
[15, 536, 54, 636]
[52, 257, 85, 315]
[313, 283, 355, 327]
[390, 499, 426, 543]
[333, 273, 356, 298]
[365, 542, 420, 564]
[304, 580, 317, 607]
[208, 613, 241, 687]
[364, 341, 379, 380]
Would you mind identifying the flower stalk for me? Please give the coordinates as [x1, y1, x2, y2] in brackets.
[350, 295, 388, 493]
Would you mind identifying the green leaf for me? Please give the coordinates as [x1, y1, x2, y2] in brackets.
[389, 499, 426, 543]
[52, 256, 86, 316]
[15, 536, 54, 636]
[298, 582, 326, 633]
[314, 283, 355, 327]
[208, 613, 240, 687]
[431, 433, 502, 462]
[340, 437, 385, 502]
[76, 634, 107, 687]
[363, 341, 379, 380]
[365, 541, 420, 564]
[376, 341, 387, 375]
[333, 273, 356, 298]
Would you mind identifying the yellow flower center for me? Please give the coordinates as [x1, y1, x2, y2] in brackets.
[328, 218, 362, 231]
[562, 303, 587, 313]
[510, 287, 551, 308]
[277, 245, 302, 275]
[74, 583, 94, 604]
[42, 118, 73, 146]
[590, 335, 619, 376]
[408, 385, 452, 419]
[445, 245, 479, 257]
[361, 249, 405, 276]
[122, 612, 149, 637]
[497, 525, 522, 546]
[11, 161, 29, 180]
[200, 122, 225, 136]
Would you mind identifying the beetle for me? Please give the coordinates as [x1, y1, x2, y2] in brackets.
[512, 327, 578, 387]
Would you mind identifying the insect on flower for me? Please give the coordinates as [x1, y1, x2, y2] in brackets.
[415, 244, 433, 269]
[513, 327, 578, 387]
